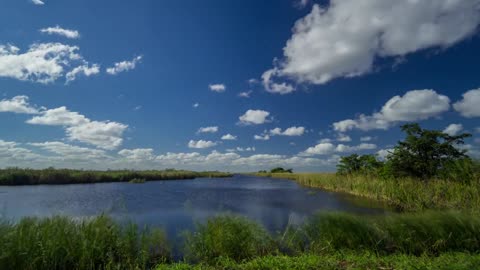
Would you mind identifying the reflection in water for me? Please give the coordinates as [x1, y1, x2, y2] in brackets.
[0, 175, 388, 238]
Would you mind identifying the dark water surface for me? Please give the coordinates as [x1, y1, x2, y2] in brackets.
[0, 175, 388, 236]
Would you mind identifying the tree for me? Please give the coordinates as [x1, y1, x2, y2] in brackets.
[270, 167, 293, 173]
[337, 154, 383, 175]
[386, 123, 471, 179]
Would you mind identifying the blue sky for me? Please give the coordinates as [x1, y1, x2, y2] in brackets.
[0, 0, 479, 172]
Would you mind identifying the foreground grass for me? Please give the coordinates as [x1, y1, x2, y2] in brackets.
[0, 168, 232, 185]
[256, 173, 480, 211]
[156, 253, 480, 270]
[1, 212, 479, 269]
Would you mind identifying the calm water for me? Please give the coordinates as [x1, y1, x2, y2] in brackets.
[0, 175, 388, 236]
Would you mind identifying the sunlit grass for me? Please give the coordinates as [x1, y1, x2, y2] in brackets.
[257, 173, 480, 211]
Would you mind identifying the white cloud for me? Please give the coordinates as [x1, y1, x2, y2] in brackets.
[25, 104, 127, 150]
[262, 68, 295, 94]
[301, 142, 377, 156]
[0, 140, 39, 162]
[443, 123, 463, 136]
[376, 148, 394, 160]
[453, 88, 480, 118]
[65, 63, 100, 83]
[264, 1, 480, 88]
[30, 141, 109, 160]
[193, 103, 200, 108]
[27, 106, 89, 126]
[66, 121, 128, 150]
[333, 89, 450, 132]
[335, 143, 377, 153]
[31, 0, 44, 5]
[239, 109, 271, 125]
[360, 136, 373, 142]
[188, 140, 217, 149]
[118, 148, 155, 161]
[228, 147, 256, 152]
[336, 133, 351, 142]
[0, 96, 39, 114]
[106, 56, 142, 75]
[301, 143, 335, 156]
[269, 126, 305, 136]
[221, 134, 237, 140]
[133, 105, 142, 111]
[294, 0, 310, 9]
[254, 134, 270, 141]
[40, 26, 80, 39]
[209, 84, 226, 93]
[0, 43, 83, 83]
[238, 90, 252, 98]
[318, 138, 332, 143]
[197, 126, 219, 133]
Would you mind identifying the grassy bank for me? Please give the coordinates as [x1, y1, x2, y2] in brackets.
[256, 173, 480, 211]
[0, 168, 232, 185]
[1, 212, 479, 269]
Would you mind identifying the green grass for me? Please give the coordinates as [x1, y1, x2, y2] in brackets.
[156, 252, 480, 270]
[256, 173, 480, 211]
[129, 178, 147, 183]
[1, 212, 479, 269]
[0, 167, 232, 185]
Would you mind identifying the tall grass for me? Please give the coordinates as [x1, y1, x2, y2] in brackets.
[257, 173, 480, 211]
[0, 216, 170, 270]
[1, 212, 479, 269]
[0, 167, 232, 185]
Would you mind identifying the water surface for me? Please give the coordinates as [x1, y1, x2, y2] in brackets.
[0, 175, 388, 236]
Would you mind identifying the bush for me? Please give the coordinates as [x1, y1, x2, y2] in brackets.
[183, 215, 275, 263]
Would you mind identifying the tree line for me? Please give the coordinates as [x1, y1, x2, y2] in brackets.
[337, 123, 479, 182]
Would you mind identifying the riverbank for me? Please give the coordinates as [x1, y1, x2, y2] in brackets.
[255, 173, 480, 212]
[1, 212, 479, 269]
[0, 168, 232, 185]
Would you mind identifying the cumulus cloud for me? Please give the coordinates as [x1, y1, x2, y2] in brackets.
[27, 106, 89, 126]
[188, 140, 217, 149]
[269, 126, 305, 136]
[40, 26, 80, 39]
[333, 89, 450, 132]
[65, 121, 128, 150]
[360, 136, 373, 142]
[0, 43, 84, 83]
[31, 0, 44, 5]
[453, 88, 480, 118]
[193, 103, 199, 108]
[238, 90, 252, 98]
[254, 134, 270, 141]
[118, 148, 155, 161]
[336, 133, 351, 142]
[443, 123, 463, 136]
[65, 64, 100, 83]
[106, 56, 142, 75]
[197, 126, 219, 134]
[264, 0, 480, 89]
[30, 141, 110, 160]
[376, 148, 394, 160]
[0, 96, 39, 114]
[238, 109, 271, 125]
[221, 134, 237, 140]
[301, 142, 377, 156]
[209, 84, 226, 93]
[25, 103, 127, 150]
[262, 68, 295, 94]
[227, 147, 256, 152]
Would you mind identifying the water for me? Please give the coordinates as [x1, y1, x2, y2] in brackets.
[0, 175, 388, 237]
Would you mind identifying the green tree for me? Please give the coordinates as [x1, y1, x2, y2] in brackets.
[337, 154, 383, 175]
[387, 123, 471, 179]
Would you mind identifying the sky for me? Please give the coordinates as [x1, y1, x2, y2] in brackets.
[0, 0, 480, 172]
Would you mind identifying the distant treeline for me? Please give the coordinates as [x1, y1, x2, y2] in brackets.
[0, 168, 232, 185]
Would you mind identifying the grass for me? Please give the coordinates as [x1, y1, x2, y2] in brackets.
[155, 252, 480, 270]
[0, 168, 232, 185]
[256, 173, 480, 211]
[1, 212, 479, 269]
